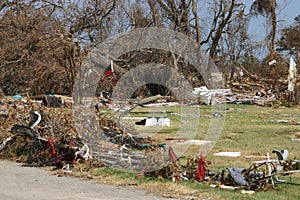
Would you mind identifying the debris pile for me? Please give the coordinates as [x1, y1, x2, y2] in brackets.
[193, 86, 277, 106]
[1, 97, 300, 195]
[0, 98, 166, 172]
[143, 149, 300, 192]
[0, 100, 103, 169]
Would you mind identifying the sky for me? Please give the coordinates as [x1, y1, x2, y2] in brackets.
[238, 0, 299, 56]
[243, 0, 299, 38]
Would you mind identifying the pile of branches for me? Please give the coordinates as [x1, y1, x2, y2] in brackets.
[0, 98, 163, 172]
[0, 100, 102, 168]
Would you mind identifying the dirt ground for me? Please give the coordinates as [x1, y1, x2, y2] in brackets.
[0, 160, 180, 200]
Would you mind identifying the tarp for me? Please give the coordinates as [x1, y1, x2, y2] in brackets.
[226, 167, 248, 186]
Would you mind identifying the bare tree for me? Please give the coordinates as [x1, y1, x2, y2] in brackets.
[200, 0, 244, 59]
[0, 0, 8, 11]
[1, 0, 286, 95]
[251, 0, 277, 59]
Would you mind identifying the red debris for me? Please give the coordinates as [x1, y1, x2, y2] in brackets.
[47, 138, 57, 158]
[168, 147, 178, 162]
[105, 70, 113, 77]
[195, 155, 210, 181]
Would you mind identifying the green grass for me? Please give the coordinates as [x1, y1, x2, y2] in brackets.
[97, 104, 300, 199]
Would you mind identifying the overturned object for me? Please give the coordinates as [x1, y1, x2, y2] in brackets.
[135, 117, 171, 126]
[42, 95, 62, 107]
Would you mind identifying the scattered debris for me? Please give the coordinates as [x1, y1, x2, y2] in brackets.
[217, 185, 241, 191]
[241, 190, 255, 195]
[170, 112, 223, 118]
[62, 163, 73, 173]
[142, 102, 180, 107]
[266, 119, 300, 125]
[214, 152, 241, 157]
[192, 86, 278, 106]
[75, 144, 92, 160]
[245, 155, 268, 159]
[219, 150, 300, 191]
[1, 97, 300, 195]
[176, 140, 212, 146]
[292, 132, 300, 141]
[0, 107, 8, 116]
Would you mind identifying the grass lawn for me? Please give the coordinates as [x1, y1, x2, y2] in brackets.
[84, 104, 300, 199]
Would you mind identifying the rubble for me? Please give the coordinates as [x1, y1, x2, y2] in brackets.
[193, 86, 231, 105]
[193, 86, 278, 106]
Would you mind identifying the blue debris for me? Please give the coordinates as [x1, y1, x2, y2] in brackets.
[12, 94, 23, 99]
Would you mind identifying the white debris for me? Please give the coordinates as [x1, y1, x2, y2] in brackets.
[176, 140, 212, 145]
[268, 60, 276, 65]
[145, 117, 158, 126]
[0, 137, 12, 151]
[75, 144, 92, 160]
[214, 152, 241, 157]
[157, 117, 171, 126]
[142, 102, 179, 107]
[30, 111, 41, 129]
[62, 163, 72, 173]
[144, 117, 171, 127]
[193, 87, 231, 105]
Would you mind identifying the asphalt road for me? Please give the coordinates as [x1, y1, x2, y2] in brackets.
[0, 160, 179, 200]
